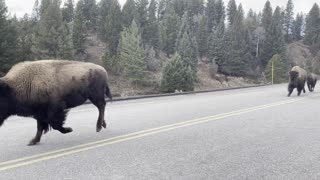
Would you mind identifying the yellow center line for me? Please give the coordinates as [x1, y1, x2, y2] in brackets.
[0, 96, 312, 172]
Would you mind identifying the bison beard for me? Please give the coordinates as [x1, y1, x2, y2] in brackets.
[0, 60, 112, 146]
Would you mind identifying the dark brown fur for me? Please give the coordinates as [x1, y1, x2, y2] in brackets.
[307, 73, 317, 92]
[287, 66, 307, 97]
[0, 60, 112, 146]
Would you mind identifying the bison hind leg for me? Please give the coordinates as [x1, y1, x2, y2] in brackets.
[89, 92, 107, 132]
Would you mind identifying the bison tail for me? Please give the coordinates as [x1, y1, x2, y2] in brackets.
[105, 84, 112, 101]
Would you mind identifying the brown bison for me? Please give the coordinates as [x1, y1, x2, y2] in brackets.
[287, 66, 307, 97]
[0, 60, 112, 145]
[307, 73, 317, 92]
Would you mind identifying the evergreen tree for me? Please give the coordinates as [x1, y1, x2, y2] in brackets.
[197, 16, 207, 57]
[206, 0, 216, 33]
[135, 0, 149, 45]
[160, 3, 179, 55]
[227, 0, 237, 25]
[214, 0, 226, 27]
[284, 0, 294, 42]
[121, 0, 136, 28]
[0, 0, 18, 74]
[177, 31, 198, 72]
[118, 20, 147, 85]
[62, 0, 74, 23]
[304, 3, 320, 49]
[292, 13, 304, 41]
[186, 0, 204, 17]
[172, 0, 186, 18]
[160, 54, 194, 93]
[82, 0, 97, 30]
[221, 4, 253, 76]
[73, 0, 87, 55]
[33, 0, 72, 59]
[157, 0, 168, 20]
[31, 0, 40, 21]
[261, 1, 273, 31]
[261, 6, 286, 69]
[208, 19, 225, 67]
[16, 14, 36, 61]
[106, 0, 122, 55]
[40, 0, 51, 18]
[265, 54, 287, 84]
[145, 0, 159, 49]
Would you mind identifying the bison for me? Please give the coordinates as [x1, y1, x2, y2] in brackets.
[287, 66, 307, 97]
[307, 73, 317, 92]
[0, 60, 112, 145]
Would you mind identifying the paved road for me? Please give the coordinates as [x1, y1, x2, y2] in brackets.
[1, 84, 320, 179]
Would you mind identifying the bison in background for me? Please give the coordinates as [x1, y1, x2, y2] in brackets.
[0, 60, 112, 145]
[307, 73, 318, 92]
[287, 66, 307, 97]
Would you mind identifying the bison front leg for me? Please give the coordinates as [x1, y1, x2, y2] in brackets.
[47, 106, 73, 134]
[28, 120, 48, 146]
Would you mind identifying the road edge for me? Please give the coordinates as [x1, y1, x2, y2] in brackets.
[84, 83, 274, 104]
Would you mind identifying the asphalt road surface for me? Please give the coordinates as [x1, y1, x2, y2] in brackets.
[1, 84, 320, 180]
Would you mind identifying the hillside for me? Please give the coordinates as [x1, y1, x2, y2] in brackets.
[287, 41, 320, 74]
[82, 33, 262, 97]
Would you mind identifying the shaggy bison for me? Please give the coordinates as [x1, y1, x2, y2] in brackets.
[0, 60, 112, 145]
[287, 66, 307, 97]
[307, 73, 317, 92]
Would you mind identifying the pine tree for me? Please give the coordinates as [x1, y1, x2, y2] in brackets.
[160, 54, 194, 93]
[172, 0, 186, 18]
[136, 0, 149, 45]
[208, 19, 225, 67]
[284, 0, 294, 42]
[33, 0, 72, 59]
[62, 0, 74, 23]
[206, 0, 216, 33]
[186, 0, 204, 17]
[261, 1, 273, 31]
[227, 0, 237, 25]
[118, 20, 147, 85]
[214, 0, 225, 27]
[292, 13, 303, 41]
[82, 0, 97, 30]
[265, 54, 287, 84]
[197, 16, 207, 57]
[31, 0, 40, 21]
[304, 3, 320, 50]
[145, 0, 159, 49]
[73, 0, 87, 55]
[177, 30, 198, 73]
[160, 3, 180, 55]
[261, 6, 286, 70]
[0, 0, 18, 74]
[106, 0, 122, 55]
[157, 0, 168, 20]
[16, 14, 36, 61]
[221, 4, 253, 77]
[121, 0, 136, 28]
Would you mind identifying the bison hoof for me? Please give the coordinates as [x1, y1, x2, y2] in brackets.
[63, 127, 73, 134]
[28, 140, 39, 146]
[96, 126, 102, 132]
[102, 121, 107, 128]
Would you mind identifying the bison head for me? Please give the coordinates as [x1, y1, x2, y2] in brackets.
[0, 81, 11, 126]
[289, 71, 299, 85]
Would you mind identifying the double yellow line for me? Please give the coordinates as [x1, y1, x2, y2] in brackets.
[0, 97, 308, 172]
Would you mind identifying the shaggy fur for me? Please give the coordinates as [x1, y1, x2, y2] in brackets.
[307, 73, 317, 92]
[0, 60, 112, 145]
[287, 66, 307, 97]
